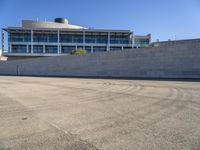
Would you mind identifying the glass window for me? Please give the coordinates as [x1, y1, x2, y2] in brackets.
[86, 35, 108, 44]
[73, 35, 83, 43]
[93, 46, 107, 52]
[48, 34, 57, 43]
[85, 35, 95, 43]
[110, 47, 122, 51]
[34, 34, 47, 42]
[33, 45, 43, 53]
[34, 34, 57, 43]
[9, 33, 31, 42]
[135, 39, 150, 45]
[96, 35, 107, 44]
[60, 34, 83, 43]
[45, 46, 58, 53]
[61, 46, 75, 54]
[28, 45, 31, 53]
[110, 35, 131, 44]
[60, 35, 73, 43]
[12, 45, 27, 53]
[85, 46, 91, 53]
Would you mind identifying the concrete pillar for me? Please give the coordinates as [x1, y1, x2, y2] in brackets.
[10, 44, 12, 53]
[57, 30, 60, 54]
[132, 34, 135, 48]
[31, 30, 34, 53]
[91, 46, 93, 53]
[75, 45, 78, 50]
[83, 31, 85, 50]
[43, 45, 45, 53]
[26, 45, 29, 53]
[122, 46, 124, 51]
[60, 46, 62, 54]
[107, 32, 110, 51]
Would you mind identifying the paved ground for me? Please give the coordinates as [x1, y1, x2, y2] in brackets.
[0, 76, 200, 150]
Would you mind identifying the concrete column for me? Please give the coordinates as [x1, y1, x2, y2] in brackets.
[107, 32, 110, 51]
[75, 45, 78, 50]
[132, 34, 135, 48]
[83, 31, 85, 50]
[57, 30, 60, 54]
[10, 44, 12, 53]
[26, 45, 29, 53]
[122, 46, 124, 51]
[31, 30, 34, 53]
[91, 46, 93, 53]
[43, 45, 45, 53]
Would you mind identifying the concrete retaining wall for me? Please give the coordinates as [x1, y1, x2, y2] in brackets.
[0, 39, 200, 78]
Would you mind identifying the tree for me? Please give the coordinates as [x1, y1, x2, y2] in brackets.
[70, 49, 87, 55]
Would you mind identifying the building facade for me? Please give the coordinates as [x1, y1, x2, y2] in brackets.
[1, 18, 151, 59]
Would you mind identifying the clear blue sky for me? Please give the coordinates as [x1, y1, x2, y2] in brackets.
[0, 0, 200, 43]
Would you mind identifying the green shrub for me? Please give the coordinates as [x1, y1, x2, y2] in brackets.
[70, 49, 87, 55]
[139, 45, 149, 48]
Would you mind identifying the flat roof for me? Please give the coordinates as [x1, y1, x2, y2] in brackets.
[3, 27, 132, 33]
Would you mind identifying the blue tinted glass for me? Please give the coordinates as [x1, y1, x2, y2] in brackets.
[86, 35, 107, 44]
[61, 46, 75, 53]
[45, 46, 58, 53]
[85, 36, 95, 43]
[85, 47, 91, 52]
[110, 47, 122, 51]
[10, 33, 31, 42]
[110, 35, 130, 44]
[93, 47, 107, 52]
[60, 35, 73, 43]
[73, 35, 83, 43]
[33, 45, 43, 53]
[34, 34, 57, 43]
[12, 45, 27, 53]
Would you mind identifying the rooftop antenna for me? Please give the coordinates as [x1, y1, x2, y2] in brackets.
[45, 18, 47, 22]
[36, 18, 39, 21]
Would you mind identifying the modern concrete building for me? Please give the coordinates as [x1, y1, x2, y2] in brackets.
[1, 18, 151, 59]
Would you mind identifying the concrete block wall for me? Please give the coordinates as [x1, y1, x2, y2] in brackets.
[0, 39, 200, 78]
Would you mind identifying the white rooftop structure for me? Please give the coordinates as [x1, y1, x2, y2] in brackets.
[22, 18, 88, 29]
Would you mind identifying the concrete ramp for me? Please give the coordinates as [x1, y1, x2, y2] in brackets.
[0, 39, 200, 79]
